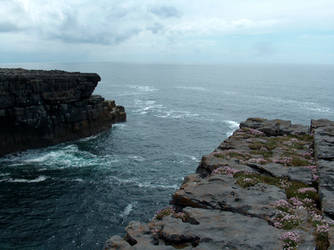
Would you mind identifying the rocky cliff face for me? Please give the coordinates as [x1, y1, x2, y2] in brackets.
[105, 118, 334, 250]
[0, 68, 126, 157]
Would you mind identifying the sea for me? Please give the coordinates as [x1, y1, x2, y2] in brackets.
[0, 62, 333, 249]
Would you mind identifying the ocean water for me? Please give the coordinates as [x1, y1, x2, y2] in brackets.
[0, 62, 333, 249]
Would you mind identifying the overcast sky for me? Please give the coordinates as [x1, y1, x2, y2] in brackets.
[1, 0, 333, 64]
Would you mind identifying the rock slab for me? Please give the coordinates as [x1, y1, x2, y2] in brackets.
[0, 68, 126, 156]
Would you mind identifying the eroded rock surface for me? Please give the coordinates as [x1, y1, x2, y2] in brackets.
[106, 118, 334, 250]
[312, 119, 334, 220]
[0, 68, 126, 156]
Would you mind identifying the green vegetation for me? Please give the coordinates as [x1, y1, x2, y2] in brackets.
[250, 150, 273, 159]
[289, 156, 311, 167]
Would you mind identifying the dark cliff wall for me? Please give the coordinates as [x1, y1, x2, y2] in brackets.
[0, 68, 126, 157]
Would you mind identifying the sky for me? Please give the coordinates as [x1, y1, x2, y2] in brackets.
[0, 0, 334, 64]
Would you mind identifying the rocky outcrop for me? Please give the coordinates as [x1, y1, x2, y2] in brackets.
[312, 119, 334, 248]
[105, 118, 334, 250]
[0, 68, 126, 157]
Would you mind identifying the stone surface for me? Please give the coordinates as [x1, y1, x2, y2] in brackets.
[172, 174, 285, 219]
[312, 120, 334, 219]
[0, 68, 126, 156]
[161, 207, 282, 249]
[106, 118, 334, 249]
[240, 117, 308, 136]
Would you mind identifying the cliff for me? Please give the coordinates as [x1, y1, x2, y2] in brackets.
[0, 68, 126, 157]
[105, 118, 334, 250]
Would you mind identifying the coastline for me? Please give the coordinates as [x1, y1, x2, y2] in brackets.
[105, 118, 334, 249]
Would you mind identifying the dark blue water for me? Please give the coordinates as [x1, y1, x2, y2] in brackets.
[0, 63, 333, 249]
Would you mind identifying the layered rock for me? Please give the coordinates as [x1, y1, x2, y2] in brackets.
[105, 118, 334, 250]
[312, 119, 334, 248]
[0, 68, 126, 157]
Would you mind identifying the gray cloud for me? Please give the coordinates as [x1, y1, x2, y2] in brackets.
[147, 22, 165, 34]
[0, 22, 20, 32]
[0, 0, 333, 64]
[150, 6, 181, 18]
[253, 42, 276, 56]
[36, 5, 144, 45]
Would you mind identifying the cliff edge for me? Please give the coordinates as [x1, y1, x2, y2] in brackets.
[105, 118, 334, 250]
[0, 68, 126, 157]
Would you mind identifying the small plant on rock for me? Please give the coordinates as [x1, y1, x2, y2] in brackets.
[280, 231, 300, 250]
[154, 207, 175, 220]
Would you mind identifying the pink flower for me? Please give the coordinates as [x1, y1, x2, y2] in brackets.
[289, 197, 303, 207]
[274, 221, 283, 228]
[280, 231, 300, 243]
[317, 224, 329, 234]
[303, 152, 312, 157]
[313, 175, 319, 181]
[273, 157, 292, 165]
[297, 187, 317, 193]
[302, 198, 315, 207]
[248, 128, 264, 136]
[212, 166, 240, 176]
[306, 165, 317, 171]
[273, 199, 291, 208]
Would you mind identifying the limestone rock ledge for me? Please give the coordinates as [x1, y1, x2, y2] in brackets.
[105, 118, 334, 250]
[0, 68, 126, 157]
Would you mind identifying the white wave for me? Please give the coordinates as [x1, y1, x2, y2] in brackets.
[78, 134, 100, 142]
[111, 177, 178, 190]
[137, 182, 178, 189]
[224, 120, 240, 130]
[306, 106, 331, 113]
[1, 176, 48, 183]
[224, 120, 240, 137]
[155, 110, 200, 119]
[120, 202, 136, 217]
[22, 151, 66, 164]
[1, 144, 102, 169]
[133, 99, 165, 115]
[112, 123, 127, 129]
[128, 155, 145, 162]
[174, 153, 199, 162]
[134, 99, 200, 119]
[128, 85, 158, 92]
[255, 95, 331, 113]
[176, 86, 208, 92]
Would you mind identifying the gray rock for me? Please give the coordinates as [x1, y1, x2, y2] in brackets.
[172, 174, 285, 219]
[313, 120, 334, 218]
[161, 208, 282, 249]
[240, 117, 308, 136]
[251, 163, 313, 185]
[105, 118, 333, 250]
[104, 235, 131, 250]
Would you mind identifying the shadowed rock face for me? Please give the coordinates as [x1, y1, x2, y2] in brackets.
[0, 68, 126, 157]
[105, 118, 334, 250]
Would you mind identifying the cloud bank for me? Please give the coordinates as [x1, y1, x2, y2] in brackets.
[0, 0, 333, 63]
